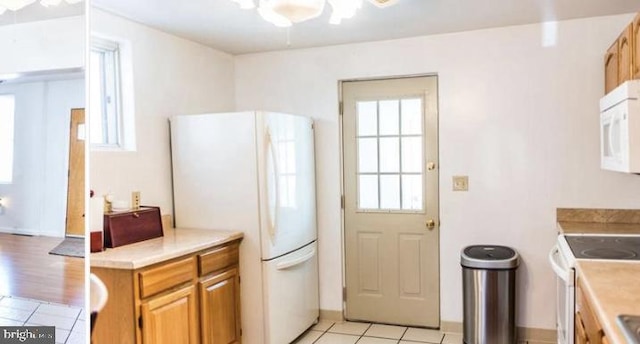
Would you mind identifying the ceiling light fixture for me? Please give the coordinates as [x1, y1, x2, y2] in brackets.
[0, 0, 83, 14]
[232, 0, 399, 27]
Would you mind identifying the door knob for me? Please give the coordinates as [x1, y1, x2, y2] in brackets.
[426, 219, 436, 230]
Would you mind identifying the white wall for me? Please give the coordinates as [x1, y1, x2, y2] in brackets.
[234, 14, 640, 330]
[0, 16, 84, 75]
[89, 9, 236, 216]
[0, 78, 84, 237]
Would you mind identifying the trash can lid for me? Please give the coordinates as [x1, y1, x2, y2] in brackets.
[460, 245, 519, 269]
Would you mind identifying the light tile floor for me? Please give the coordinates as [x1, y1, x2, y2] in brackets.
[293, 320, 542, 344]
[0, 296, 85, 344]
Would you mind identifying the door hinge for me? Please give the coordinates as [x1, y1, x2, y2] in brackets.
[138, 316, 143, 328]
[343, 287, 347, 301]
[311, 123, 315, 130]
[340, 195, 345, 209]
[339, 101, 344, 116]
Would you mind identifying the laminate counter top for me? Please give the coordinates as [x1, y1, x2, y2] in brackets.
[557, 221, 640, 235]
[576, 260, 640, 344]
[90, 228, 243, 270]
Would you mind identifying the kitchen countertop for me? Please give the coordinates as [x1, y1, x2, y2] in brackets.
[90, 228, 243, 270]
[557, 221, 640, 235]
[576, 260, 640, 344]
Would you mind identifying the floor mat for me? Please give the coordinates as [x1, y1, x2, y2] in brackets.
[49, 237, 84, 258]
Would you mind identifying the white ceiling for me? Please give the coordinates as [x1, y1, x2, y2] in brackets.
[0, 2, 84, 26]
[92, 0, 639, 55]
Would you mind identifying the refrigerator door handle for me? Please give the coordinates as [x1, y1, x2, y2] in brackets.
[276, 247, 316, 270]
[266, 128, 280, 240]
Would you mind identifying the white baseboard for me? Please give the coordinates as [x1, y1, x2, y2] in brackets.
[319, 309, 344, 322]
[0, 227, 39, 236]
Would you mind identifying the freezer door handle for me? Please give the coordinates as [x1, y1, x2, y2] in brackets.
[276, 247, 316, 270]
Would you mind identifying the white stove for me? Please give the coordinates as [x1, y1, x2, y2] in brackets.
[550, 234, 640, 344]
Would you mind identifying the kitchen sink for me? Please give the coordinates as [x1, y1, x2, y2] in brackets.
[618, 315, 640, 344]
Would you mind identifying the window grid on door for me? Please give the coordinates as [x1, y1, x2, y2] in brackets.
[356, 97, 424, 212]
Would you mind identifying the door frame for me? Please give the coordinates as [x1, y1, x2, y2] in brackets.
[65, 108, 85, 238]
[338, 74, 441, 324]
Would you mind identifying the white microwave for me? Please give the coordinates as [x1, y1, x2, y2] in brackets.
[600, 80, 640, 173]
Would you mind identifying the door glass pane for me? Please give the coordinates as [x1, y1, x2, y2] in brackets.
[402, 175, 423, 210]
[358, 138, 378, 173]
[379, 137, 399, 173]
[380, 175, 400, 209]
[359, 175, 379, 209]
[358, 101, 377, 136]
[401, 98, 422, 135]
[379, 100, 399, 135]
[401, 137, 422, 173]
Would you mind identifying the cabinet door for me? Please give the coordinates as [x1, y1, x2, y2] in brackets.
[634, 13, 640, 79]
[575, 311, 589, 344]
[618, 24, 633, 84]
[605, 40, 619, 94]
[199, 268, 241, 344]
[141, 285, 200, 344]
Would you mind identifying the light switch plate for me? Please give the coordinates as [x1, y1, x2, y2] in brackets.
[453, 176, 469, 191]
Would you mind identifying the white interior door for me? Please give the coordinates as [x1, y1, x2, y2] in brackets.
[342, 76, 439, 327]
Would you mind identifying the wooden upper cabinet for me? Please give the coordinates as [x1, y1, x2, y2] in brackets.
[618, 24, 633, 84]
[605, 40, 619, 94]
[634, 13, 640, 79]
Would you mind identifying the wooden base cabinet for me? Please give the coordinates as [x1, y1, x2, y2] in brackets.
[200, 268, 241, 344]
[92, 239, 242, 344]
[141, 285, 200, 344]
[576, 279, 609, 344]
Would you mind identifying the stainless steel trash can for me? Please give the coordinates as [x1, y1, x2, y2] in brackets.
[461, 245, 519, 344]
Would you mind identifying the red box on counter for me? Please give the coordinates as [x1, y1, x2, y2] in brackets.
[103, 206, 164, 248]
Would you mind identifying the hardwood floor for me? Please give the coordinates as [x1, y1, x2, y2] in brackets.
[0, 234, 84, 307]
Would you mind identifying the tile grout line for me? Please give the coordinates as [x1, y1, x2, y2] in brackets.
[354, 322, 372, 343]
[399, 326, 409, 343]
[311, 322, 334, 343]
[22, 302, 41, 326]
[63, 310, 82, 344]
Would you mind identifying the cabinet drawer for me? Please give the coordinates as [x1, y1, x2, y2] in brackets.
[198, 243, 239, 276]
[139, 257, 196, 298]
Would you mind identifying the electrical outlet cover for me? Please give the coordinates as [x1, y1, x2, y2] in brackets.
[453, 176, 469, 191]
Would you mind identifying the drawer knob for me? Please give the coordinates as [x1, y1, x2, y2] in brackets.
[133, 212, 140, 218]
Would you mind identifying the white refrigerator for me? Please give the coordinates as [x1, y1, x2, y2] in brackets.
[170, 111, 319, 344]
